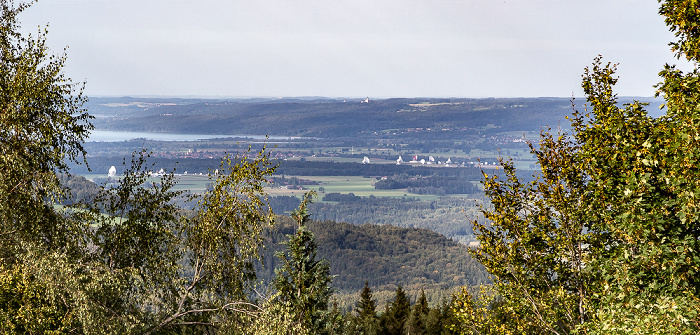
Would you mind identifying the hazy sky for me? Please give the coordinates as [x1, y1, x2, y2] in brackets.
[20, 0, 691, 98]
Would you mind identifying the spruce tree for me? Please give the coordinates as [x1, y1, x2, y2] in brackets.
[381, 285, 411, 335]
[356, 281, 378, 320]
[407, 289, 429, 335]
[274, 191, 333, 333]
[354, 281, 380, 334]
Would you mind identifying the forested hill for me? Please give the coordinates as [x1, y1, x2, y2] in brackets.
[90, 97, 576, 137]
[257, 216, 488, 309]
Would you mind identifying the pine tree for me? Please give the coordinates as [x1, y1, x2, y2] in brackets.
[356, 281, 378, 320]
[353, 281, 380, 334]
[381, 285, 411, 335]
[326, 298, 345, 335]
[425, 307, 444, 335]
[274, 191, 333, 333]
[407, 289, 429, 335]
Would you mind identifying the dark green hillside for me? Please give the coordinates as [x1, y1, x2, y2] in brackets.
[91, 97, 575, 137]
[257, 216, 488, 310]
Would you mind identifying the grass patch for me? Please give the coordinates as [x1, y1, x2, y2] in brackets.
[172, 174, 211, 193]
[265, 175, 456, 201]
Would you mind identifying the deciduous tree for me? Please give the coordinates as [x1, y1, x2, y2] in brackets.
[452, 110, 596, 334]
[0, 2, 284, 332]
[0, 0, 94, 331]
[453, 0, 700, 333]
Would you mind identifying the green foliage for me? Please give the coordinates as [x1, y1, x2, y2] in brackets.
[0, 1, 97, 331]
[274, 191, 334, 333]
[326, 299, 346, 335]
[374, 174, 479, 195]
[659, 0, 700, 61]
[0, 264, 74, 334]
[406, 289, 430, 335]
[356, 281, 379, 320]
[349, 281, 381, 334]
[310, 196, 480, 240]
[218, 292, 310, 335]
[453, 127, 594, 334]
[184, 150, 277, 298]
[136, 148, 278, 333]
[425, 298, 455, 335]
[0, 0, 92, 263]
[0, 5, 282, 330]
[57, 173, 101, 205]
[573, 52, 700, 334]
[380, 285, 411, 335]
[568, 13, 700, 326]
[7, 147, 278, 333]
[257, 216, 487, 309]
[90, 150, 183, 290]
[452, 286, 527, 335]
[452, 1, 700, 333]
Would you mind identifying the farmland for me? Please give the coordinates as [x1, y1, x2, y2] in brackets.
[74, 95, 657, 242]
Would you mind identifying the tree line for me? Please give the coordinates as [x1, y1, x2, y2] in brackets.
[374, 174, 480, 195]
[67, 156, 484, 182]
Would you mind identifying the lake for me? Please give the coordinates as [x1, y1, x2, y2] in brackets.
[87, 130, 295, 142]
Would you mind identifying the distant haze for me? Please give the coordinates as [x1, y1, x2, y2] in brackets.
[21, 0, 691, 98]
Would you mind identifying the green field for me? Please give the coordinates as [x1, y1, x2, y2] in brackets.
[172, 174, 212, 193]
[83, 173, 449, 201]
[264, 175, 476, 201]
[81, 169, 485, 201]
[81, 174, 109, 181]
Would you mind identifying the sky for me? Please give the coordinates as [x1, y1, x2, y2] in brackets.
[19, 0, 693, 98]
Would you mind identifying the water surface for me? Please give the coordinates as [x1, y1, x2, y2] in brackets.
[87, 130, 292, 142]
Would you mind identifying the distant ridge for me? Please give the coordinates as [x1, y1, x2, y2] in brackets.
[90, 97, 579, 137]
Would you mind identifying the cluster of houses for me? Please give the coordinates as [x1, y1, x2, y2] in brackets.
[361, 155, 499, 168]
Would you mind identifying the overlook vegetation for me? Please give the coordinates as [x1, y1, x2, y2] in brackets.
[452, 1, 700, 333]
[3, 0, 700, 334]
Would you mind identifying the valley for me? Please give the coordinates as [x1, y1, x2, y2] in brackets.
[66, 95, 656, 308]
